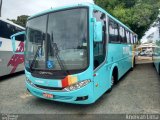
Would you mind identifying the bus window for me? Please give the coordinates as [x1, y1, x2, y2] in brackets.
[130, 33, 133, 44]
[0, 20, 24, 41]
[126, 31, 130, 44]
[15, 26, 24, 41]
[0, 20, 9, 39]
[109, 19, 119, 43]
[93, 10, 106, 69]
[119, 26, 126, 43]
[134, 35, 137, 44]
[132, 35, 135, 44]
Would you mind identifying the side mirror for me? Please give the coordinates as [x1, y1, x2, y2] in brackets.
[10, 31, 25, 54]
[94, 21, 103, 42]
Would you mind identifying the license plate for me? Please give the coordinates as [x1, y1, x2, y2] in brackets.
[43, 93, 53, 98]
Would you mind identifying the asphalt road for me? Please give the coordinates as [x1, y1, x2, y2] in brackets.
[0, 63, 160, 115]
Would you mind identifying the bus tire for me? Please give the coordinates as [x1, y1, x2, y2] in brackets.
[131, 57, 135, 71]
[107, 75, 114, 93]
[113, 67, 118, 85]
[107, 67, 118, 93]
[152, 62, 155, 67]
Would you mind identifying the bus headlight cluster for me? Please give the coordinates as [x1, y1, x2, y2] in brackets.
[63, 80, 91, 92]
[26, 78, 34, 86]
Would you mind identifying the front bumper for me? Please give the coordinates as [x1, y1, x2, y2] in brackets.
[26, 80, 95, 104]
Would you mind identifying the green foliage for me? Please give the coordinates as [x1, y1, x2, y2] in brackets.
[95, 0, 160, 39]
[8, 15, 29, 27]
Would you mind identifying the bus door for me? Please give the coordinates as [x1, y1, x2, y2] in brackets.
[93, 10, 110, 99]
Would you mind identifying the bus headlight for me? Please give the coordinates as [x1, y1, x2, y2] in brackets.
[26, 78, 34, 86]
[63, 80, 91, 92]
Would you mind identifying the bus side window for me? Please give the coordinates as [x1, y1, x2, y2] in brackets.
[0, 20, 9, 39]
[119, 25, 122, 42]
[0, 20, 24, 41]
[134, 35, 137, 44]
[93, 10, 106, 69]
[130, 33, 132, 44]
[14, 26, 24, 42]
[109, 19, 119, 43]
[119, 26, 126, 43]
[132, 35, 135, 44]
[126, 31, 130, 44]
[16, 27, 25, 42]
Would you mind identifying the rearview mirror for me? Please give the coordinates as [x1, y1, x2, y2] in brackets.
[10, 31, 25, 54]
[94, 21, 103, 42]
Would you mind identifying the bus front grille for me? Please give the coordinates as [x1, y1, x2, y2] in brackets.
[34, 84, 63, 91]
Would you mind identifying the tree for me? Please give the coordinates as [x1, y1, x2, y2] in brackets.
[8, 15, 29, 27]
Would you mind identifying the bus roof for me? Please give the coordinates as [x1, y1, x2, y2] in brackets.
[28, 3, 137, 35]
[0, 17, 25, 30]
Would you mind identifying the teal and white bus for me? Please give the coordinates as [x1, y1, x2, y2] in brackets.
[0, 18, 24, 77]
[11, 3, 138, 104]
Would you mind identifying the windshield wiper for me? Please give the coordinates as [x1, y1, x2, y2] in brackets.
[51, 42, 70, 75]
[30, 46, 42, 70]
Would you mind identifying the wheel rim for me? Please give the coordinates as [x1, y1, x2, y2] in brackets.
[111, 75, 114, 86]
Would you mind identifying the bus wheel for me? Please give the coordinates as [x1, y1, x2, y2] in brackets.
[131, 58, 135, 71]
[111, 75, 114, 87]
[107, 68, 118, 93]
[107, 75, 114, 93]
[108, 69, 117, 92]
[152, 63, 155, 67]
[133, 58, 136, 67]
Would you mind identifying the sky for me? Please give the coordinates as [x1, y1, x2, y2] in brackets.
[141, 22, 159, 43]
[2, 0, 94, 19]
[141, 27, 157, 43]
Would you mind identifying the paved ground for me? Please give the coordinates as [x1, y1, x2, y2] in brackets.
[0, 63, 160, 114]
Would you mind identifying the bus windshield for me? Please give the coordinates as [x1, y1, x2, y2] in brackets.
[25, 8, 89, 72]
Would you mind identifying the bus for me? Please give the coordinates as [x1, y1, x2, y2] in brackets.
[0, 18, 25, 77]
[11, 3, 138, 104]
